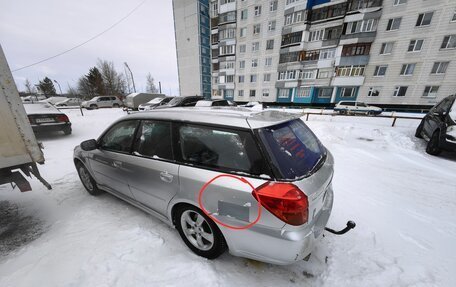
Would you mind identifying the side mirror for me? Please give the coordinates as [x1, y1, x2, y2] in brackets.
[80, 139, 97, 151]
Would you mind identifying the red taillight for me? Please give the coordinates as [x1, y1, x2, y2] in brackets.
[56, 115, 69, 122]
[253, 182, 308, 226]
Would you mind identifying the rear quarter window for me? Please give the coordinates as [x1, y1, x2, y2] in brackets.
[178, 125, 269, 176]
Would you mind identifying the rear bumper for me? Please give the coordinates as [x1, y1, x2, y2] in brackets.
[222, 186, 334, 265]
[31, 122, 71, 133]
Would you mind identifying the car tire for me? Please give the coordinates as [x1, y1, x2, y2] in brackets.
[426, 130, 442, 156]
[90, 104, 98, 109]
[175, 205, 227, 259]
[113, 103, 120, 108]
[367, 111, 373, 116]
[339, 110, 346, 115]
[76, 162, 103, 196]
[415, 121, 424, 139]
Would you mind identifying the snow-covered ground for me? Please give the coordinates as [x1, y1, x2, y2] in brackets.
[1, 108, 455, 287]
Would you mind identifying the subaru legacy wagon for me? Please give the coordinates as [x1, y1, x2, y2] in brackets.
[73, 108, 334, 265]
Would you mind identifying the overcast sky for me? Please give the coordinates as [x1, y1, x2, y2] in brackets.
[0, 0, 179, 96]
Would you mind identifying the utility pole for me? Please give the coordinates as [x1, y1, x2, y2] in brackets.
[124, 62, 136, 93]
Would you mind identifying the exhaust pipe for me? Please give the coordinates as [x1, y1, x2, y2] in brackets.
[325, 221, 356, 235]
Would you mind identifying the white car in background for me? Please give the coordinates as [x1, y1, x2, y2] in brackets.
[39, 96, 68, 105]
[81, 96, 123, 109]
[334, 101, 382, 115]
[55, 98, 83, 107]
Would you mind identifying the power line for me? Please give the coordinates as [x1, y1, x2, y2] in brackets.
[12, 0, 148, 73]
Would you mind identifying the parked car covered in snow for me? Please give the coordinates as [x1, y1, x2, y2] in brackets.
[138, 97, 172, 111]
[334, 101, 382, 115]
[81, 96, 123, 109]
[39, 96, 68, 105]
[73, 108, 336, 264]
[24, 103, 72, 135]
[55, 98, 82, 107]
[124, 93, 166, 110]
[415, 95, 456, 155]
[195, 99, 231, 107]
[154, 96, 203, 109]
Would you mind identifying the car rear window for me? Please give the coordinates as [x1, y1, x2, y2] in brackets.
[258, 119, 326, 179]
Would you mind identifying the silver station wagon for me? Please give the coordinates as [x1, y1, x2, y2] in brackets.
[73, 108, 334, 265]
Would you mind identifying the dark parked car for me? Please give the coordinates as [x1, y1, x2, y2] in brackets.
[154, 96, 203, 109]
[415, 95, 456, 155]
[24, 103, 72, 135]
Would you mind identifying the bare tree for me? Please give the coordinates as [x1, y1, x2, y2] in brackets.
[67, 84, 80, 98]
[24, 78, 36, 95]
[146, 73, 158, 93]
[97, 59, 126, 95]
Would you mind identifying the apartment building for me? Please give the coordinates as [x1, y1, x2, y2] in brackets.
[359, 0, 456, 107]
[173, 0, 456, 107]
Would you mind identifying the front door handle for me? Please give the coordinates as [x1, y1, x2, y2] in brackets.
[160, 171, 173, 183]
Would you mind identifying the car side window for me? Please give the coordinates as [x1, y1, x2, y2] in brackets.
[99, 120, 138, 153]
[134, 121, 173, 160]
[434, 98, 452, 114]
[178, 125, 268, 175]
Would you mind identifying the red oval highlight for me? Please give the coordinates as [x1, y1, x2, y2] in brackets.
[197, 174, 262, 230]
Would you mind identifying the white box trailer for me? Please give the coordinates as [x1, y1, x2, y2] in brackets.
[0, 45, 51, 191]
[124, 93, 165, 109]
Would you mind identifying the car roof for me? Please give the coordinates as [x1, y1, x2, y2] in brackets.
[121, 107, 300, 129]
[23, 103, 63, 115]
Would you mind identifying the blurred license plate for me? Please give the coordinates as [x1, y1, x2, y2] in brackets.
[35, 117, 54, 123]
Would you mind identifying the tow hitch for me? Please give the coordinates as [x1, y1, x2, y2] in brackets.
[325, 221, 356, 235]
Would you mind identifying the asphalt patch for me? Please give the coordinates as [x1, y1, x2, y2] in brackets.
[0, 201, 45, 257]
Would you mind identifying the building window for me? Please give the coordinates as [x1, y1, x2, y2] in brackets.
[408, 39, 424, 52]
[253, 24, 261, 35]
[219, 28, 236, 40]
[345, 19, 378, 34]
[340, 87, 356, 98]
[220, 0, 235, 4]
[239, 44, 246, 53]
[386, 17, 402, 31]
[219, 45, 235, 56]
[225, 75, 234, 83]
[240, 27, 247, 37]
[431, 62, 449, 74]
[224, 89, 234, 98]
[266, 39, 274, 50]
[268, 20, 276, 31]
[241, 9, 248, 20]
[238, 75, 245, 83]
[296, 87, 311, 98]
[278, 71, 286, 80]
[423, 86, 439, 98]
[282, 31, 303, 46]
[317, 88, 333, 98]
[441, 35, 456, 49]
[393, 0, 407, 6]
[262, 89, 270, 97]
[239, 60, 245, 69]
[265, 57, 272, 66]
[263, 73, 271, 82]
[252, 42, 260, 52]
[238, 90, 244, 97]
[250, 74, 257, 82]
[400, 63, 416, 76]
[319, 49, 336, 60]
[309, 29, 324, 42]
[284, 10, 305, 26]
[278, 89, 289, 98]
[270, 0, 278, 12]
[393, 86, 408, 97]
[374, 65, 388, 77]
[336, 65, 365, 77]
[368, 87, 381, 97]
[251, 59, 258, 67]
[249, 90, 256, 97]
[300, 70, 316, 79]
[318, 71, 329, 78]
[380, 42, 394, 54]
[341, 43, 372, 56]
[210, 1, 218, 17]
[254, 5, 262, 16]
[416, 12, 433, 27]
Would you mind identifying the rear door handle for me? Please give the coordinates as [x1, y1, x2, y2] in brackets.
[112, 161, 122, 168]
[160, 171, 173, 183]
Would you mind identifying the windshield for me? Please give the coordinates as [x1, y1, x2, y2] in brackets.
[168, 97, 183, 106]
[89, 97, 99, 101]
[258, 119, 326, 179]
